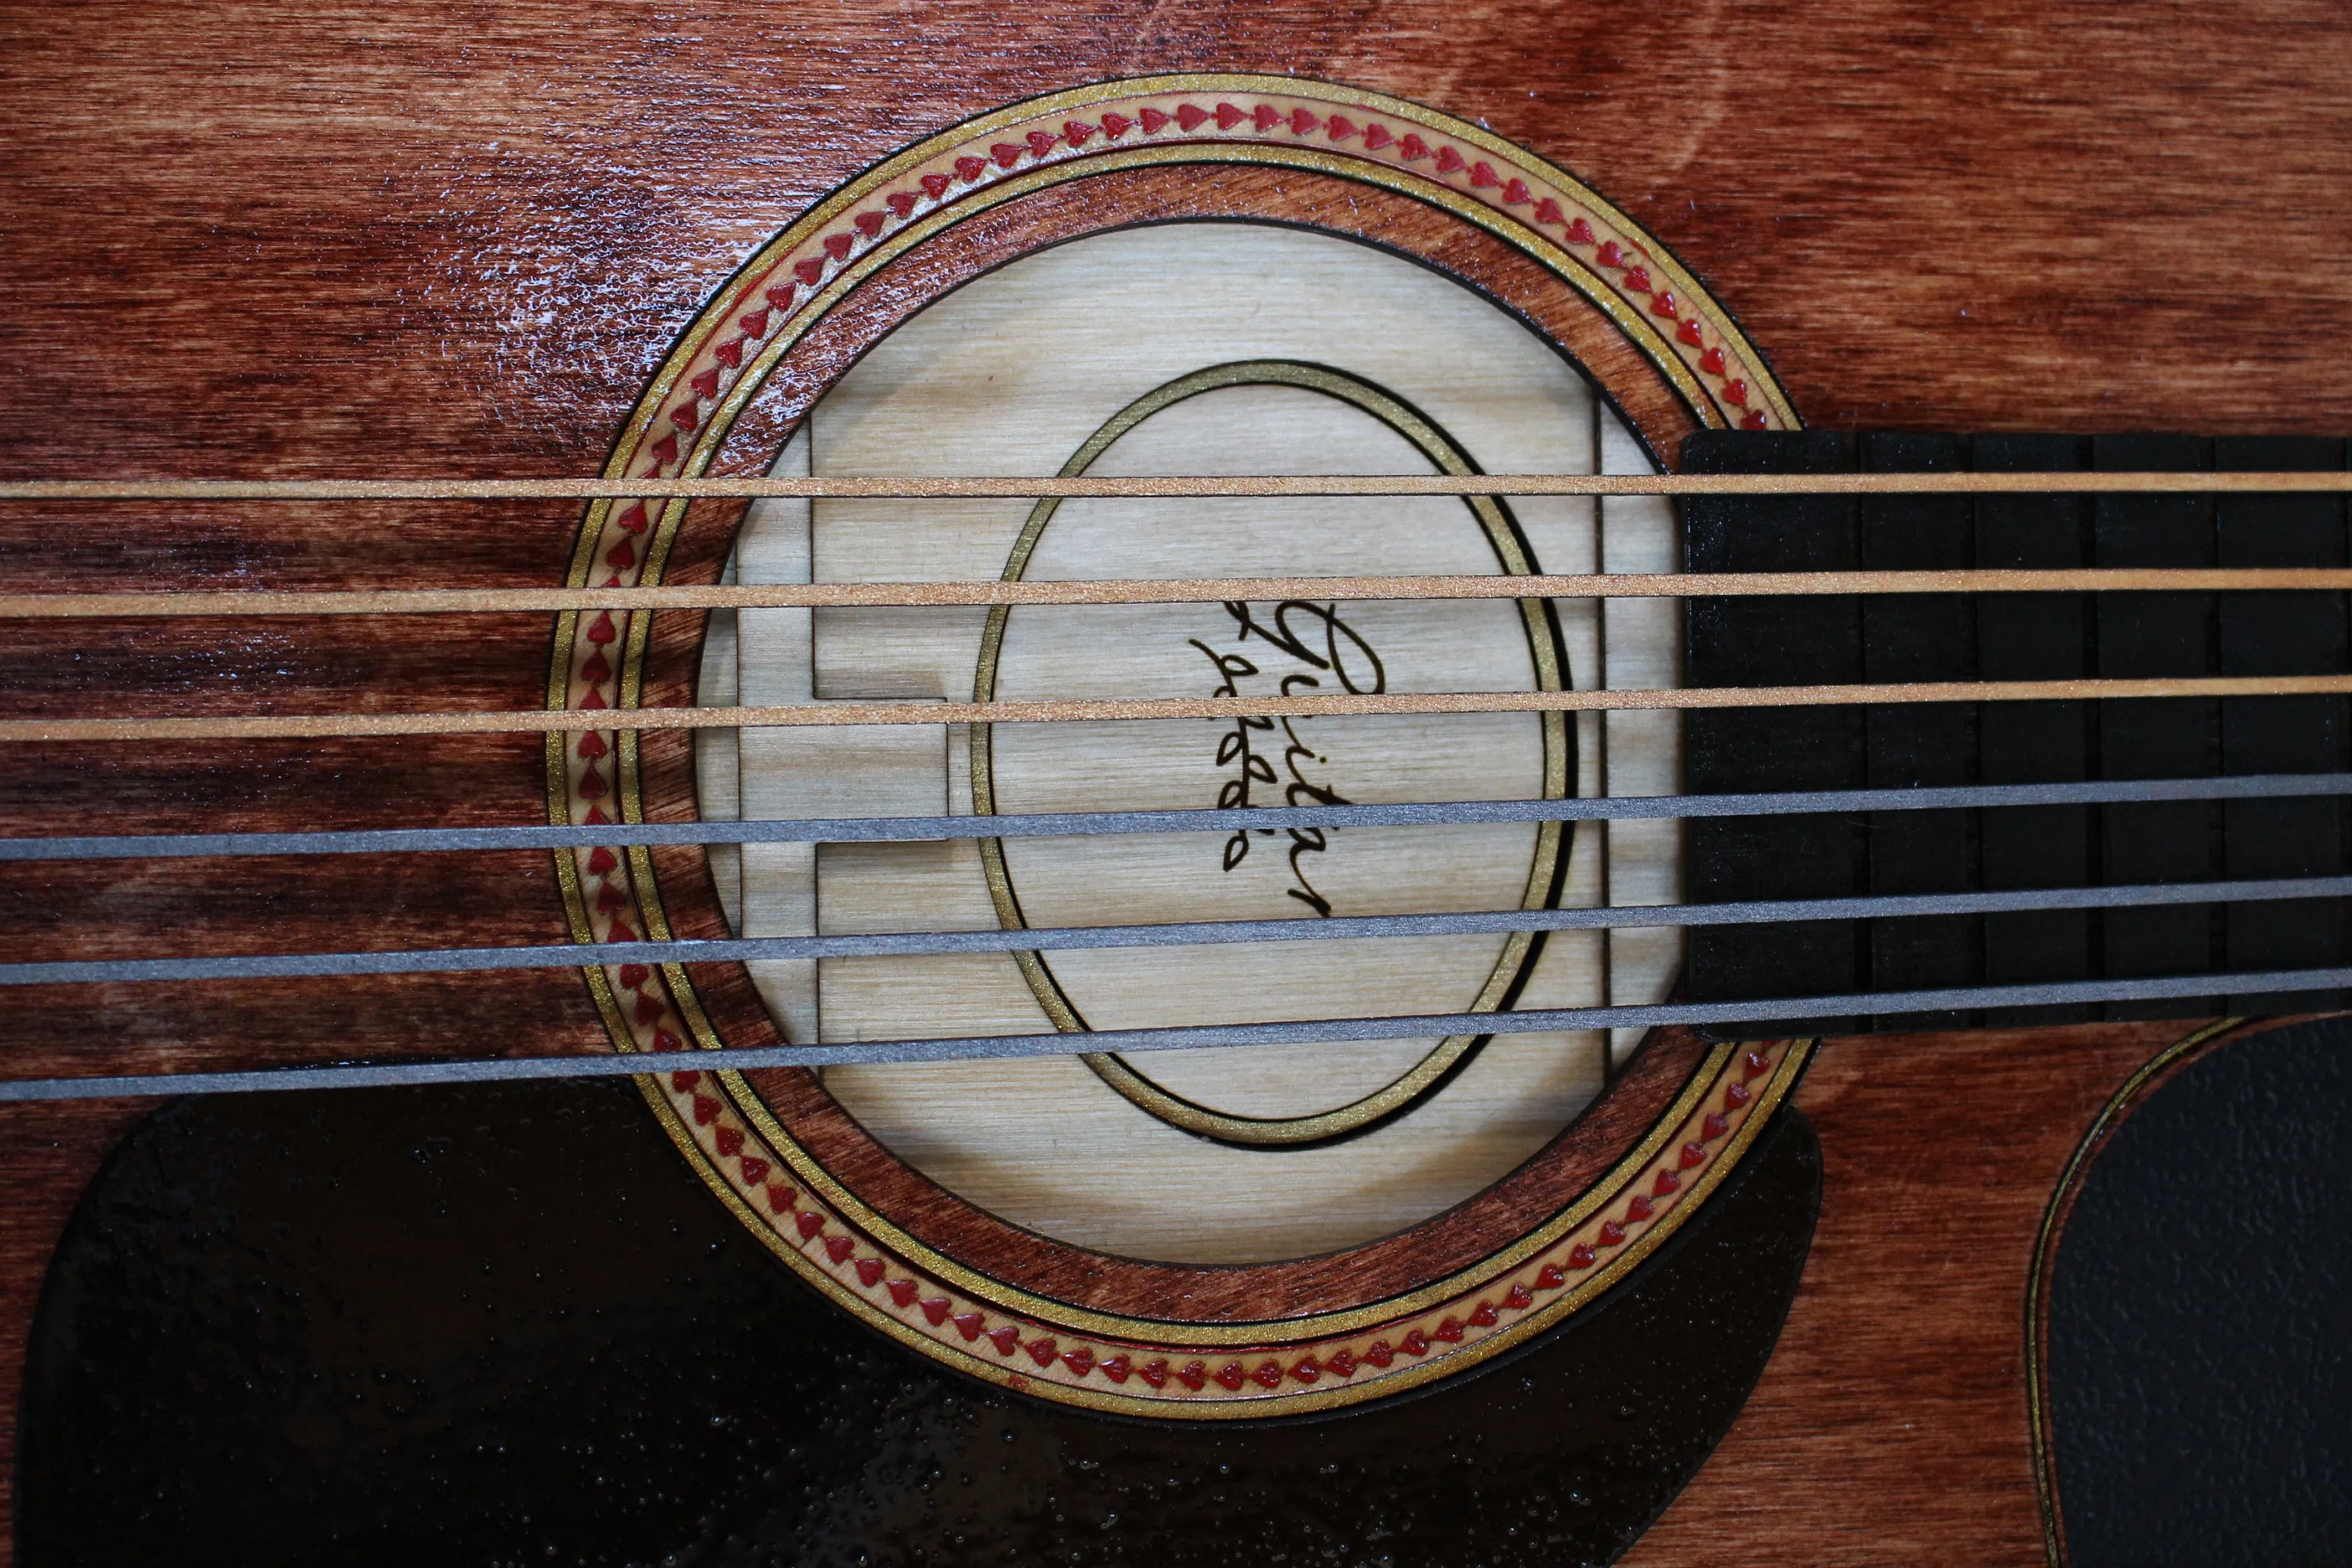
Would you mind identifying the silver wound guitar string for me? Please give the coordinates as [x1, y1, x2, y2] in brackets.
[5, 773, 2343, 862]
[4, 966, 2346, 1104]
[4, 874, 2347, 989]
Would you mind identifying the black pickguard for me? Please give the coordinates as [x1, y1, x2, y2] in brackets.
[17, 1077, 1819, 1567]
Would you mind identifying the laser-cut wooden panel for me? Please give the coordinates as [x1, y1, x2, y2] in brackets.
[691, 224, 1690, 1261]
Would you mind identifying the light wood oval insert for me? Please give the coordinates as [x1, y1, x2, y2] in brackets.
[971, 360, 1570, 1145]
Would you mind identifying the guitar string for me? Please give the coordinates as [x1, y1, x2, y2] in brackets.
[5, 964, 2346, 1104]
[8, 773, 2345, 862]
[5, 471, 2352, 501]
[7, 567, 2352, 618]
[11, 674, 2352, 743]
[11, 478, 2343, 1088]
[9, 874, 2347, 989]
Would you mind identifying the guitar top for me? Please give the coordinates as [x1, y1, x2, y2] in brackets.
[4, 8, 2351, 1566]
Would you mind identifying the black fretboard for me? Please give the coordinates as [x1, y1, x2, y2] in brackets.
[1680, 430, 2350, 1036]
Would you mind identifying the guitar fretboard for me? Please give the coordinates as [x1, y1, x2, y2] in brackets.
[1683, 431, 2350, 1035]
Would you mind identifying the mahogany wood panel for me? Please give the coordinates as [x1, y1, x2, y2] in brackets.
[6, 1, 2350, 465]
[3, 2, 2347, 1561]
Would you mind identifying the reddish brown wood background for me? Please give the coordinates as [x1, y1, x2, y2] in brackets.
[4, 2, 2349, 1561]
[1628, 1022, 2201, 1565]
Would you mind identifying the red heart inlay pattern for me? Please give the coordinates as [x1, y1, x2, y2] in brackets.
[572, 93, 1789, 1411]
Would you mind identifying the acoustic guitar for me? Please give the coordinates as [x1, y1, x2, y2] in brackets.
[3, 12, 2347, 1566]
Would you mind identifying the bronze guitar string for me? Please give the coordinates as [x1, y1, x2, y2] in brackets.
[5, 567, 2352, 619]
[6, 470, 2352, 500]
[9, 475, 2345, 1102]
[9, 674, 2352, 744]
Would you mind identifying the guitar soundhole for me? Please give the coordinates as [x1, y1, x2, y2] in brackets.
[968, 360, 1571, 1149]
[691, 223, 1685, 1262]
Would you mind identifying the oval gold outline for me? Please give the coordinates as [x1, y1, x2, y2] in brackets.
[967, 358, 1570, 1145]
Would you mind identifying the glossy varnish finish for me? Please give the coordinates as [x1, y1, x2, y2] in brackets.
[5, 3, 2351, 1560]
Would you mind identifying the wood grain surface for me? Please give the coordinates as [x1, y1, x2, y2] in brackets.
[4, 2, 2349, 1561]
[1629, 1019, 2202, 1565]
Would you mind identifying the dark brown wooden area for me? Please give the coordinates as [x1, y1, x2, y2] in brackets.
[4, 3, 2348, 1562]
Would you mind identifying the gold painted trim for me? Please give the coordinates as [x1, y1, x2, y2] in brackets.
[604, 73, 1772, 500]
[2024, 1016, 2242, 1567]
[966, 359, 1570, 1145]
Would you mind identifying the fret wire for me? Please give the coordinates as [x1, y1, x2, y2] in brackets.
[5, 472, 2352, 502]
[5, 773, 2349, 862]
[6, 874, 2349, 989]
[8, 567, 2352, 619]
[11, 674, 2352, 744]
[4, 964, 2346, 1103]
